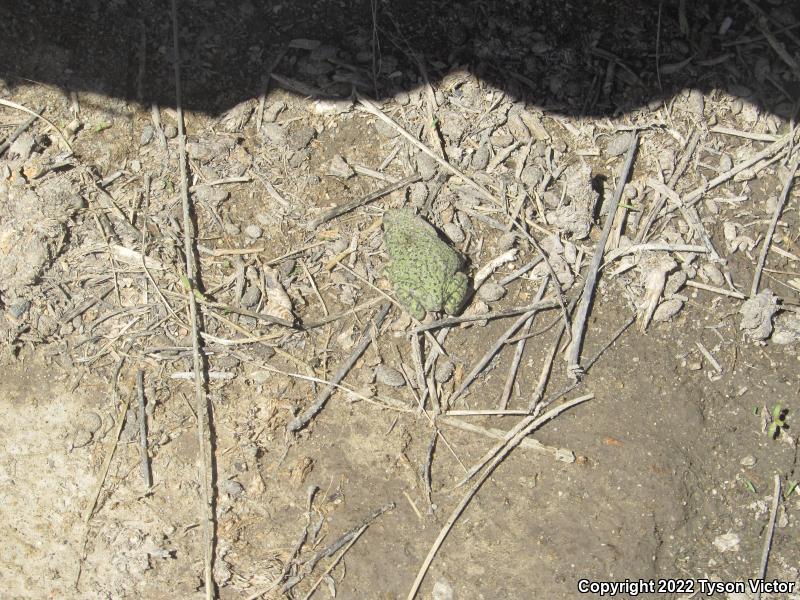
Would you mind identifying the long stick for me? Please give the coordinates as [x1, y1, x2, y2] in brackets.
[751, 158, 798, 297]
[287, 302, 392, 432]
[567, 132, 638, 377]
[170, 1, 215, 598]
[754, 475, 782, 600]
[407, 394, 593, 599]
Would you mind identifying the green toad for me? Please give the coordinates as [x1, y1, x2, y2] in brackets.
[382, 208, 469, 320]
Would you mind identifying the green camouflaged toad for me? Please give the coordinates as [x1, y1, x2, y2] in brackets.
[383, 208, 468, 320]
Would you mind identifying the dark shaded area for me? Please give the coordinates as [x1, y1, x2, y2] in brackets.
[0, 0, 798, 118]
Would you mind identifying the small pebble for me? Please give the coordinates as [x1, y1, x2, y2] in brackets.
[606, 132, 633, 157]
[478, 282, 506, 302]
[416, 152, 438, 180]
[740, 455, 756, 468]
[140, 126, 154, 146]
[687, 89, 705, 116]
[409, 182, 428, 208]
[328, 154, 354, 178]
[223, 222, 240, 236]
[221, 479, 245, 498]
[471, 143, 491, 170]
[443, 222, 465, 243]
[432, 580, 454, 600]
[244, 224, 262, 239]
[434, 360, 455, 384]
[653, 298, 684, 322]
[375, 364, 405, 387]
[496, 232, 516, 252]
[8, 299, 30, 319]
[80, 411, 103, 434]
[163, 124, 178, 139]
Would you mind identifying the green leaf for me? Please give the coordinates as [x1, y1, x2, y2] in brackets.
[785, 481, 798, 499]
[742, 478, 757, 494]
[772, 404, 783, 421]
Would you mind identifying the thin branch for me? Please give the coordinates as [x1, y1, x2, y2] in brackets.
[170, 1, 214, 597]
[406, 394, 593, 600]
[567, 132, 638, 378]
[0, 106, 43, 156]
[288, 302, 392, 432]
[751, 157, 798, 297]
[754, 475, 782, 600]
[306, 173, 421, 230]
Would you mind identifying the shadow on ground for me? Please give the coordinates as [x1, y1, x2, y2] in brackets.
[2, 0, 797, 118]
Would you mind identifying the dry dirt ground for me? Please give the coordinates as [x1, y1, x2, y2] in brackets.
[1, 1, 800, 599]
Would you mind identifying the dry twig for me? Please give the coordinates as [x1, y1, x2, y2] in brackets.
[751, 157, 798, 297]
[754, 475, 782, 600]
[0, 106, 43, 156]
[288, 302, 392, 432]
[306, 173, 421, 229]
[407, 394, 593, 599]
[170, 1, 215, 597]
[567, 132, 638, 378]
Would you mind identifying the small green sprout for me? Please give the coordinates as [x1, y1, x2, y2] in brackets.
[767, 404, 788, 440]
[785, 481, 798, 499]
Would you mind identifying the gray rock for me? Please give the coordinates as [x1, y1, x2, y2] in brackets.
[478, 281, 506, 302]
[260, 123, 287, 146]
[328, 154, 354, 178]
[434, 360, 454, 384]
[221, 479, 245, 498]
[8, 299, 30, 319]
[375, 364, 405, 387]
[443, 222, 465, 243]
[287, 125, 316, 150]
[606, 132, 634, 157]
[471, 143, 491, 170]
[416, 152, 438, 181]
[653, 298, 684, 322]
[244, 224, 262, 239]
[687, 89, 705, 116]
[139, 125, 153, 145]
